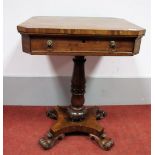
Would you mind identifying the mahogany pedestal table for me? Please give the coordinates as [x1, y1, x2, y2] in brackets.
[17, 16, 145, 151]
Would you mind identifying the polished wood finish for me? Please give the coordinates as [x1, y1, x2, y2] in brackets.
[17, 16, 145, 151]
[50, 107, 103, 136]
[30, 36, 136, 56]
[17, 16, 145, 56]
[17, 16, 145, 36]
[67, 56, 87, 121]
[71, 56, 85, 108]
[40, 106, 113, 151]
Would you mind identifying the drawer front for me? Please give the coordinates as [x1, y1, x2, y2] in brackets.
[30, 36, 135, 55]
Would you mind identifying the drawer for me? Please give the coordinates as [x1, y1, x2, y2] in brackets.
[22, 35, 139, 56]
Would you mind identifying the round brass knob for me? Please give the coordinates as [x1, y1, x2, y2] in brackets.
[47, 40, 53, 48]
[109, 41, 116, 49]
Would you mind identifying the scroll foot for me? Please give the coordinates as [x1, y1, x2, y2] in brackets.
[96, 109, 107, 120]
[90, 133, 114, 151]
[39, 132, 64, 150]
[46, 110, 57, 120]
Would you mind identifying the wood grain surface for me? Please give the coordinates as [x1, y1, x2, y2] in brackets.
[17, 16, 145, 36]
[30, 36, 135, 55]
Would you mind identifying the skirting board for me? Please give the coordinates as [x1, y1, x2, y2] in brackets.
[3, 77, 150, 106]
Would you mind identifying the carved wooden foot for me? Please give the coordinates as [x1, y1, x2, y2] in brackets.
[39, 131, 64, 150]
[39, 106, 114, 151]
[90, 133, 114, 151]
[96, 109, 107, 120]
[46, 109, 57, 120]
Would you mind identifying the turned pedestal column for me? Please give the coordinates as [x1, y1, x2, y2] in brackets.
[67, 56, 87, 121]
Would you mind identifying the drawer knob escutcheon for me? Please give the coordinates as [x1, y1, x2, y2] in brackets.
[47, 40, 53, 48]
[109, 41, 116, 52]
